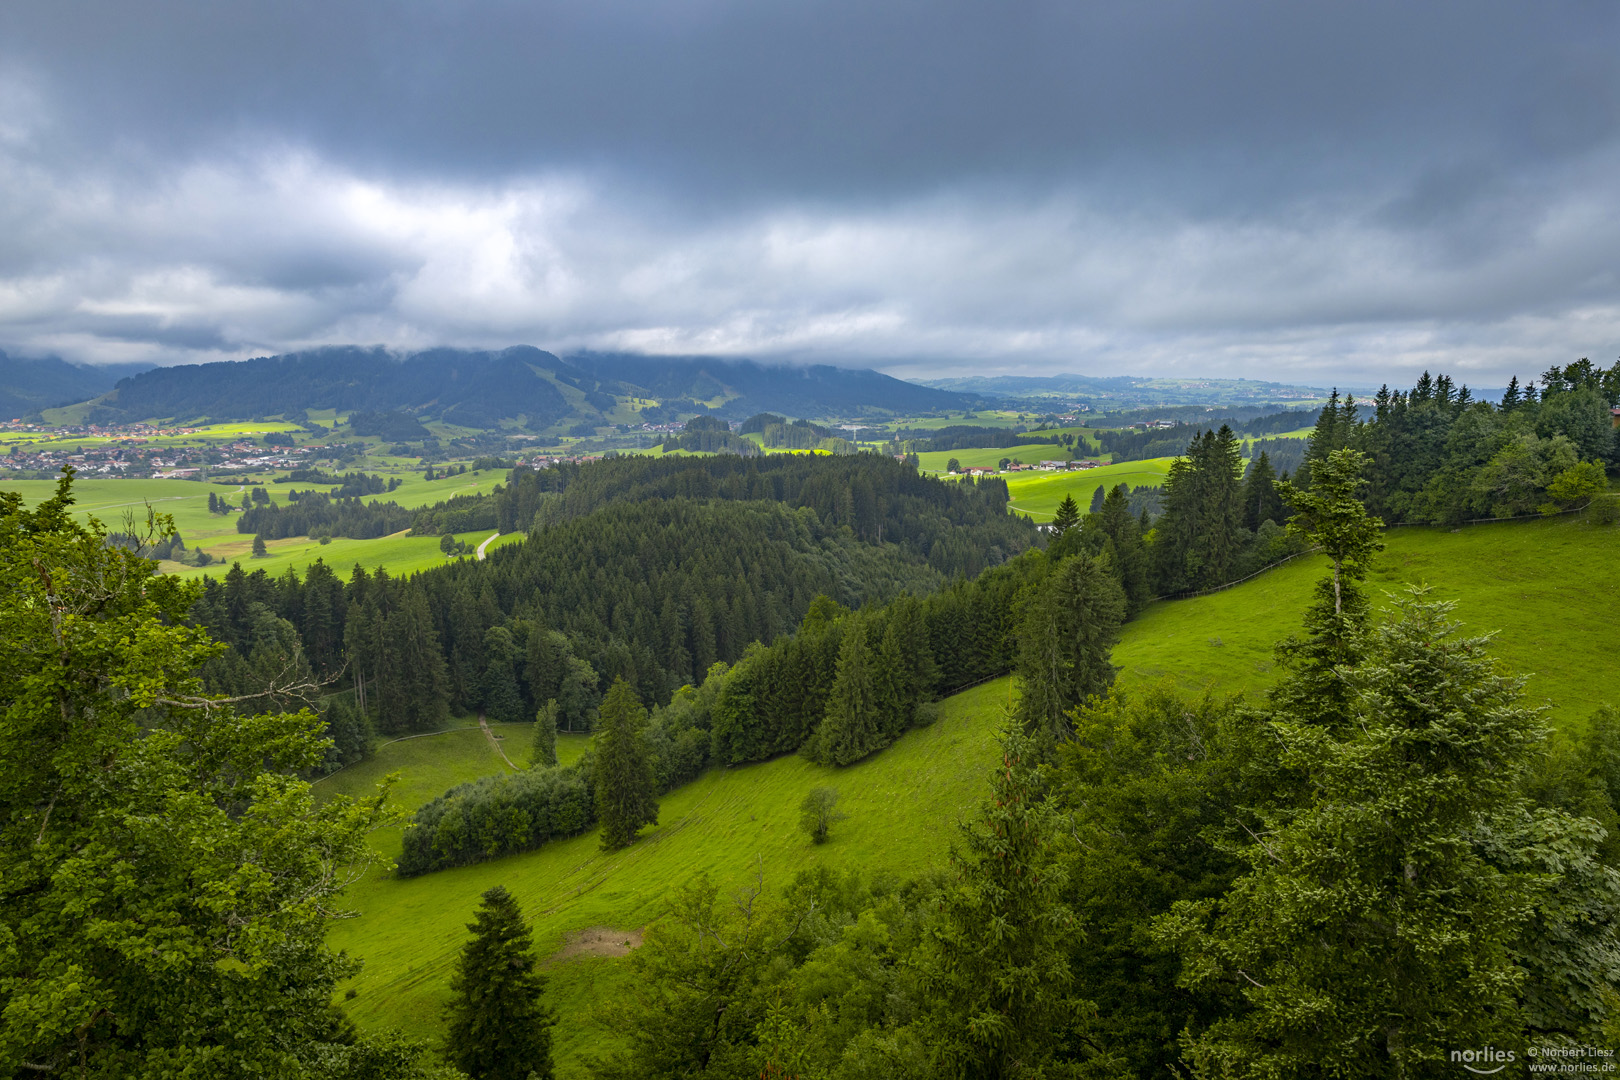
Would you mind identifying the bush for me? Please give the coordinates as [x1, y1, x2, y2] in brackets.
[1588, 495, 1619, 525]
[799, 787, 847, 844]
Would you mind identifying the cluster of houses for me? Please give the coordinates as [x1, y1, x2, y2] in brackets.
[524, 453, 607, 468]
[1, 427, 315, 479]
[960, 459, 1104, 477]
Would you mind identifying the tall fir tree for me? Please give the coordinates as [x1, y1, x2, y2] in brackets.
[1097, 482, 1151, 613]
[1241, 450, 1284, 531]
[1014, 554, 1128, 746]
[444, 886, 557, 1080]
[810, 613, 886, 765]
[531, 700, 558, 768]
[1270, 447, 1385, 730]
[593, 678, 659, 850]
[920, 730, 1090, 1078]
[480, 625, 526, 724]
[1052, 493, 1082, 535]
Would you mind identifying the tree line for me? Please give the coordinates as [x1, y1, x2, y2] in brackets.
[892, 424, 1064, 453]
[398, 505, 1130, 875]
[1309, 360, 1618, 524]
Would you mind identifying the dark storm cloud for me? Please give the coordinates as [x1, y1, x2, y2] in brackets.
[0, 0, 1617, 383]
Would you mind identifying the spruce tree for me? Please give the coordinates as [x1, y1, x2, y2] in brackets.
[811, 614, 885, 765]
[1270, 447, 1384, 730]
[1241, 451, 1282, 530]
[1276, 447, 1384, 618]
[480, 626, 526, 724]
[594, 678, 659, 850]
[1015, 554, 1128, 746]
[920, 730, 1087, 1077]
[1088, 484, 1105, 514]
[1052, 493, 1081, 535]
[532, 700, 558, 768]
[251, 533, 268, 557]
[1097, 483, 1151, 612]
[444, 885, 557, 1080]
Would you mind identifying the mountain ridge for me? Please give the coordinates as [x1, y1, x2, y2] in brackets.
[59, 346, 976, 428]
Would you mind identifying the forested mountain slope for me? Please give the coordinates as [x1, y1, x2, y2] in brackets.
[79, 346, 976, 428]
[0, 351, 149, 417]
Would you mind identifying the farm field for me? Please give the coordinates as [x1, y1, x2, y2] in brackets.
[916, 443, 1078, 473]
[1114, 514, 1619, 730]
[1004, 458, 1176, 519]
[1, 472, 524, 580]
[323, 678, 1014, 1074]
[160, 527, 523, 581]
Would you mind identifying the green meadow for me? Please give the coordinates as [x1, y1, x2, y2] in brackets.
[159, 528, 523, 581]
[322, 678, 1014, 1073]
[1003, 458, 1176, 520]
[1114, 513, 1619, 730]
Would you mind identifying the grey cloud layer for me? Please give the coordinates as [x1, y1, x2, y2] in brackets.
[0, 0, 1617, 385]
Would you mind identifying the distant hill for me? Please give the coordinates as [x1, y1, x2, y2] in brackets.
[98, 346, 581, 428]
[78, 346, 976, 429]
[568, 352, 975, 419]
[920, 373, 1331, 408]
[0, 352, 151, 419]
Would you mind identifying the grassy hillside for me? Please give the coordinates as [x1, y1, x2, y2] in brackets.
[1004, 458, 1176, 520]
[316, 512, 1615, 1072]
[322, 678, 1013, 1073]
[1114, 514, 1619, 730]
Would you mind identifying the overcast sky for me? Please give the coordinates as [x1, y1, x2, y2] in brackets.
[1, 0, 1617, 387]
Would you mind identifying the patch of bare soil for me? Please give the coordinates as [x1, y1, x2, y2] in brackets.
[550, 926, 644, 962]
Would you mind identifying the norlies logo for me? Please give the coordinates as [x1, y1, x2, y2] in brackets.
[1452, 1047, 1517, 1074]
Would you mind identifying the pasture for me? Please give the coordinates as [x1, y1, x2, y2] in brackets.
[1114, 513, 1619, 730]
[322, 678, 1014, 1073]
[1004, 458, 1176, 520]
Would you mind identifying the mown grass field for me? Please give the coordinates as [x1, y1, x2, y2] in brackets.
[1004, 458, 1176, 520]
[160, 528, 524, 581]
[1114, 514, 1619, 730]
[322, 679, 1014, 1073]
[916, 443, 1078, 473]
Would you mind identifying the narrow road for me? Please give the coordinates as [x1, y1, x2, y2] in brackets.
[475, 531, 499, 560]
[478, 712, 519, 770]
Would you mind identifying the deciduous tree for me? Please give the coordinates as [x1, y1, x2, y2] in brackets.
[0, 472, 438, 1077]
